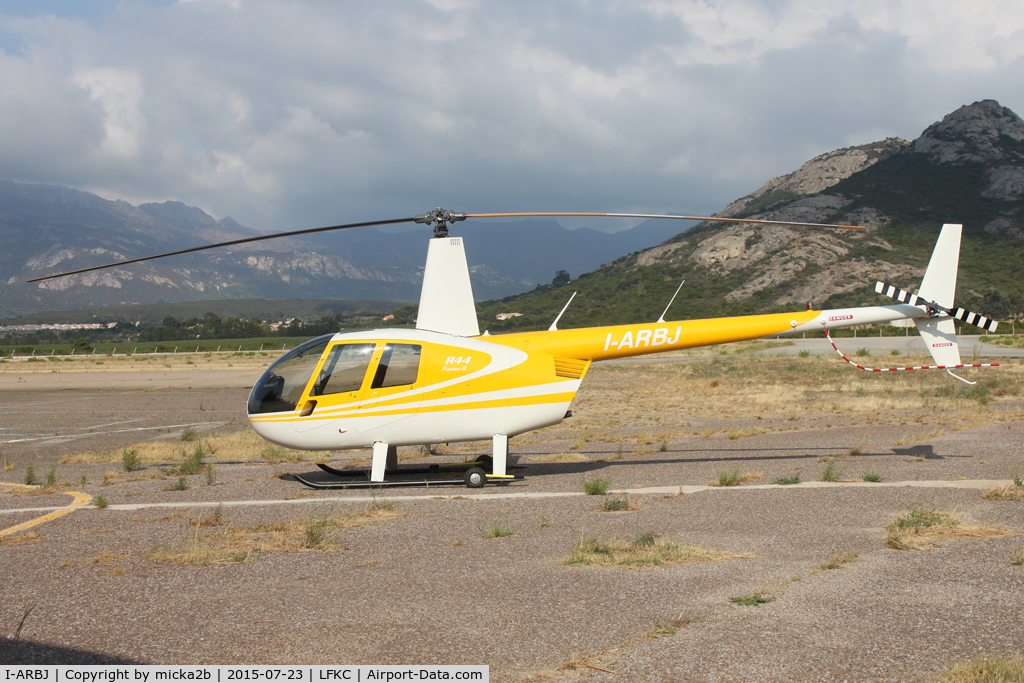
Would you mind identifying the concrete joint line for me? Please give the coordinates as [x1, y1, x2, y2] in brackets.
[0, 479, 1013, 514]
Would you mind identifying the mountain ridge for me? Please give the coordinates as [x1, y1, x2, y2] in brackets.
[0, 181, 682, 317]
[476, 100, 1024, 332]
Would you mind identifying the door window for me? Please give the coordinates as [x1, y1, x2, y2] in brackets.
[371, 344, 422, 388]
[312, 343, 376, 396]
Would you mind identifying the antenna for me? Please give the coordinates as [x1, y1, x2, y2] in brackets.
[657, 279, 685, 323]
[549, 291, 577, 331]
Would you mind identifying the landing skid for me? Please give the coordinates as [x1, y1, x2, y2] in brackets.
[292, 458, 528, 490]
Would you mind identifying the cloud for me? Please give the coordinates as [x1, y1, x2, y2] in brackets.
[0, 1, 1022, 233]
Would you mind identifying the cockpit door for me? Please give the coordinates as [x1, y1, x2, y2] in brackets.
[352, 343, 424, 433]
[291, 342, 377, 433]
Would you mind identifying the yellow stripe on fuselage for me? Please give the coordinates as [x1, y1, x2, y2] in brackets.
[482, 310, 820, 362]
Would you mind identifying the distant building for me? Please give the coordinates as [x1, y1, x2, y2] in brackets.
[383, 314, 395, 321]
[496, 312, 523, 320]
[268, 318, 295, 331]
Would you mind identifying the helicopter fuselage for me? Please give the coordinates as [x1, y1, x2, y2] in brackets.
[246, 305, 917, 452]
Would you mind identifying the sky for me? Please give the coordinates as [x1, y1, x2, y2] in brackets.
[1, 0, 1024, 233]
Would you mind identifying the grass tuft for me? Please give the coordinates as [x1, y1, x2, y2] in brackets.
[180, 426, 198, 442]
[600, 495, 640, 512]
[729, 593, 775, 606]
[0, 531, 42, 546]
[932, 654, 1024, 682]
[1012, 549, 1023, 566]
[582, 476, 612, 496]
[302, 510, 337, 549]
[821, 457, 845, 482]
[983, 486, 1024, 502]
[479, 514, 515, 539]
[94, 495, 108, 509]
[567, 532, 747, 568]
[716, 467, 741, 486]
[862, 470, 885, 483]
[24, 464, 36, 486]
[531, 452, 589, 463]
[171, 477, 189, 491]
[772, 473, 802, 486]
[819, 552, 859, 570]
[648, 613, 707, 637]
[886, 506, 1013, 550]
[367, 497, 399, 513]
[712, 468, 761, 486]
[148, 507, 403, 565]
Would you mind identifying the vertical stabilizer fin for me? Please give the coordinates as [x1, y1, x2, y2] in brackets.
[916, 314, 961, 367]
[416, 237, 481, 337]
[918, 224, 961, 308]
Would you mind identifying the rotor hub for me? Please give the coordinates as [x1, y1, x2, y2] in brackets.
[414, 207, 467, 238]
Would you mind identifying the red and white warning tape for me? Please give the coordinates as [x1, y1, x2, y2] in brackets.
[823, 331, 998, 372]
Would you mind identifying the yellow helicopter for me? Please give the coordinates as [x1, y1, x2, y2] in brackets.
[31, 209, 998, 488]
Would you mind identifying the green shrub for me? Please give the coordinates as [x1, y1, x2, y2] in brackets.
[583, 476, 611, 495]
[176, 442, 205, 475]
[716, 468, 741, 486]
[121, 448, 142, 472]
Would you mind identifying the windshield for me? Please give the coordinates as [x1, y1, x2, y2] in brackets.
[247, 334, 334, 415]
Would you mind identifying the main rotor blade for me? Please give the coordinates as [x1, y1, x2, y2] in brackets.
[26, 216, 417, 283]
[465, 212, 866, 231]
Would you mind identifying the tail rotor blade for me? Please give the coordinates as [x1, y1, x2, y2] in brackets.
[875, 281, 923, 306]
[951, 308, 998, 333]
[875, 281, 999, 332]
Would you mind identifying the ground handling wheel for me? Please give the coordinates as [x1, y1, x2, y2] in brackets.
[464, 466, 487, 489]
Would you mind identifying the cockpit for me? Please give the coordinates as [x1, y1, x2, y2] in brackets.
[247, 334, 424, 416]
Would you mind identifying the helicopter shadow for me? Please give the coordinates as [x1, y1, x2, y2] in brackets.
[890, 444, 946, 459]
[0, 639, 141, 664]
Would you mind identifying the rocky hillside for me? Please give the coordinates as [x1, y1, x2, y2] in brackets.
[478, 100, 1024, 332]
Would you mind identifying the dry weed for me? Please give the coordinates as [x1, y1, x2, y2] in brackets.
[725, 427, 769, 440]
[573, 355, 1023, 432]
[60, 429, 330, 465]
[531, 453, 589, 463]
[567, 533, 749, 568]
[63, 549, 128, 567]
[885, 507, 1014, 550]
[982, 486, 1024, 502]
[0, 532, 41, 546]
[148, 507, 403, 565]
[932, 654, 1024, 682]
[893, 430, 945, 446]
[817, 552, 859, 571]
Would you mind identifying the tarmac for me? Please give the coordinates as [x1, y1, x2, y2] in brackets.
[1, 343, 1022, 680]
